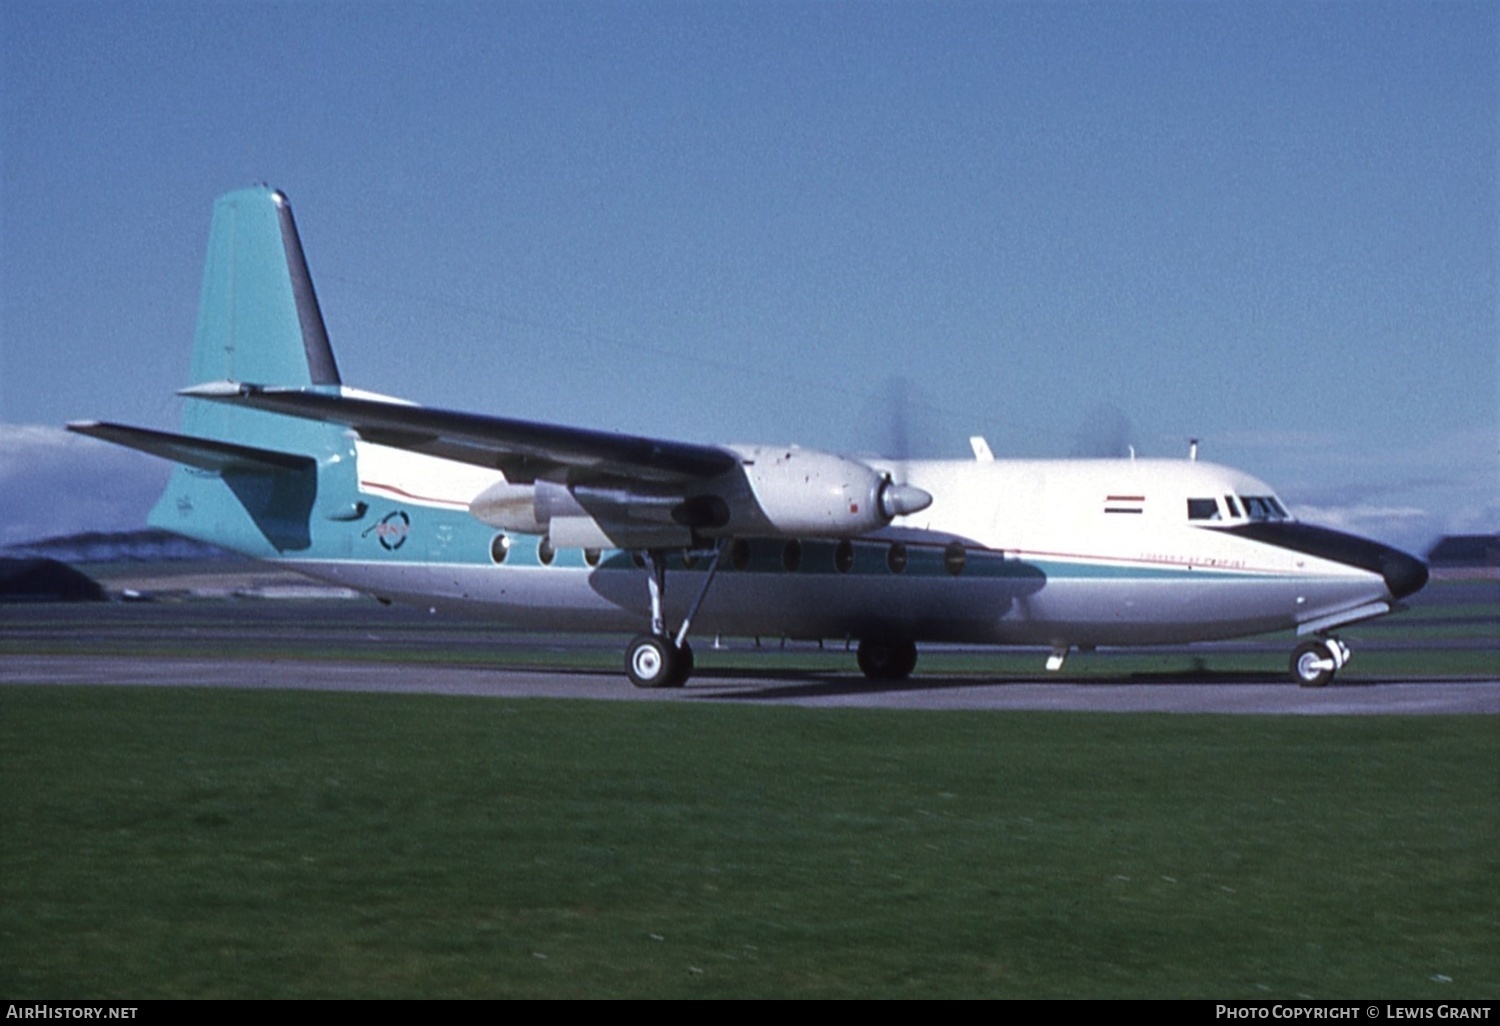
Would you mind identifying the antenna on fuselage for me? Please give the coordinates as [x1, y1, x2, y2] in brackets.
[1189, 438, 1199, 461]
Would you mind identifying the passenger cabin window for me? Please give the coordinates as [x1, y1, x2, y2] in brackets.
[1239, 495, 1290, 521]
[944, 541, 966, 576]
[887, 542, 908, 574]
[1187, 498, 1221, 521]
[834, 539, 855, 574]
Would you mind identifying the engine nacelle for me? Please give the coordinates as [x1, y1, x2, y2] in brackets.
[468, 449, 932, 545]
[469, 480, 545, 533]
[729, 445, 932, 537]
[470, 478, 697, 548]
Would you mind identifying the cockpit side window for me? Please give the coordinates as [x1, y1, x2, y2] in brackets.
[1224, 495, 1241, 518]
[1187, 498, 1221, 521]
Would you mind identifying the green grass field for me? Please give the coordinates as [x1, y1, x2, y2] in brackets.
[2, 686, 1495, 998]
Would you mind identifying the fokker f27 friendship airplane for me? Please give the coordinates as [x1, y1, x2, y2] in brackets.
[72, 187, 1428, 688]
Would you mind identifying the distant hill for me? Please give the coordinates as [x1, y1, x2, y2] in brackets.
[0, 528, 241, 564]
[0, 529, 357, 600]
[1427, 534, 1499, 570]
[0, 557, 105, 602]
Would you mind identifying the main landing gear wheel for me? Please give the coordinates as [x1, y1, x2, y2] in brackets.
[623, 545, 722, 688]
[626, 634, 692, 689]
[857, 638, 919, 681]
[1290, 637, 1347, 688]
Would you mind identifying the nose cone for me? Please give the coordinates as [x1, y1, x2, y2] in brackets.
[1380, 549, 1429, 600]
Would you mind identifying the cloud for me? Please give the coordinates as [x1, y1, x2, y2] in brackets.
[0, 424, 170, 548]
[1286, 503, 1445, 557]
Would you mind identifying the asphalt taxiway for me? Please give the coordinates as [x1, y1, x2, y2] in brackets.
[3, 653, 1498, 715]
[3, 584, 1496, 714]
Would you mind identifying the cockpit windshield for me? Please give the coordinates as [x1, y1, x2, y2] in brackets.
[1188, 494, 1291, 522]
[1239, 495, 1290, 521]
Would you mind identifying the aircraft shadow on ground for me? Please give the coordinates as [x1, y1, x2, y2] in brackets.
[675, 666, 1308, 701]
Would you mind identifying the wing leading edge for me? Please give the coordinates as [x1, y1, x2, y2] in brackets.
[180, 382, 741, 485]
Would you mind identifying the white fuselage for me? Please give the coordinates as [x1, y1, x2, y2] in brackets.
[279, 446, 1403, 650]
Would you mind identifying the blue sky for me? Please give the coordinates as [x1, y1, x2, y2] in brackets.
[2, 1, 1495, 553]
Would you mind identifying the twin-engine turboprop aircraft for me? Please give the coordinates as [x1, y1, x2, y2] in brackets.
[71, 187, 1428, 688]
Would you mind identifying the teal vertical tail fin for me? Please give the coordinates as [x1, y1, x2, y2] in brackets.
[181, 186, 342, 437]
[148, 187, 358, 553]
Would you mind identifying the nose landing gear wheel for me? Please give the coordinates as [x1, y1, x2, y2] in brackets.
[626, 634, 692, 689]
[1290, 638, 1342, 688]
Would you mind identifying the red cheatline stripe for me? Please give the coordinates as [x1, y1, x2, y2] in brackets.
[362, 479, 468, 508]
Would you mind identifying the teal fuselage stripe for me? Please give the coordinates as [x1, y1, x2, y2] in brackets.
[218, 488, 1279, 584]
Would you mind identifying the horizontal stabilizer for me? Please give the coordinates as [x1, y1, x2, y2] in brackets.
[67, 421, 315, 474]
[179, 383, 740, 483]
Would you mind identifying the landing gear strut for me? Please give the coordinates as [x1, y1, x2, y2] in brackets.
[1290, 636, 1350, 687]
[624, 544, 722, 689]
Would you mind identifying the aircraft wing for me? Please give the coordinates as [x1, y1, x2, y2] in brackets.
[179, 382, 740, 484]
